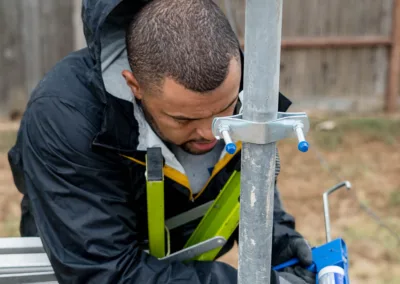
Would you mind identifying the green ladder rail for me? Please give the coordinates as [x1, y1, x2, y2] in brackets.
[183, 171, 241, 261]
[146, 147, 165, 258]
[145, 146, 240, 262]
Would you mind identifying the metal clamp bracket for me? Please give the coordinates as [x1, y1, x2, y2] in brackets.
[212, 112, 310, 154]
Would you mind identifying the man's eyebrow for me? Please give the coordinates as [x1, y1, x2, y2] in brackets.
[168, 95, 239, 120]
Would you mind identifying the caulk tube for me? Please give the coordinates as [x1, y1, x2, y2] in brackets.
[318, 266, 345, 284]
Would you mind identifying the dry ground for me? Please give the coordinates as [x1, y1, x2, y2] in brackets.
[0, 116, 399, 283]
[277, 115, 400, 284]
[0, 121, 21, 237]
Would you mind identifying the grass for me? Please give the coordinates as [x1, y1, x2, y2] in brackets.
[278, 114, 400, 284]
[310, 116, 400, 150]
[389, 190, 400, 208]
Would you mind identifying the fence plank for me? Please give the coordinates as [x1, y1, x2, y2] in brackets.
[0, 0, 25, 117]
[387, 0, 400, 111]
[0, 0, 74, 118]
[39, 0, 74, 73]
[21, 0, 42, 102]
[277, 0, 394, 112]
[73, 0, 86, 50]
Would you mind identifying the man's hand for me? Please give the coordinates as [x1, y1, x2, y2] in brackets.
[216, 236, 313, 268]
[273, 236, 313, 267]
[272, 236, 316, 283]
[215, 237, 316, 283]
[215, 241, 312, 284]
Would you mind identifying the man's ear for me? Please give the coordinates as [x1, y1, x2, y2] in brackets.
[122, 70, 142, 100]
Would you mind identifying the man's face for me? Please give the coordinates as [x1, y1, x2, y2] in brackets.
[123, 58, 241, 155]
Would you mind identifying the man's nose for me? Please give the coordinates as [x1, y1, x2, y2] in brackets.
[195, 119, 215, 141]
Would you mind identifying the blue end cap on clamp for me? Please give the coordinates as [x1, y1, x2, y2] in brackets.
[225, 143, 236, 154]
[298, 141, 309, 152]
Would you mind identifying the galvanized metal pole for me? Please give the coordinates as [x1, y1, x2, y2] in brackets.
[238, 0, 283, 283]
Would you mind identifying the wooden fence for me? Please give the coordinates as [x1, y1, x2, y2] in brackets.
[0, 0, 76, 118]
[216, 0, 400, 113]
[0, 0, 399, 118]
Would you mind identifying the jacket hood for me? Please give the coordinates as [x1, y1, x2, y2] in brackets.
[82, 0, 150, 102]
[82, 0, 147, 62]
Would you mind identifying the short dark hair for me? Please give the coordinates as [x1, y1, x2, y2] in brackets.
[126, 0, 241, 93]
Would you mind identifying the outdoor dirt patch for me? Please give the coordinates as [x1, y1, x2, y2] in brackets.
[277, 116, 400, 284]
[0, 154, 21, 237]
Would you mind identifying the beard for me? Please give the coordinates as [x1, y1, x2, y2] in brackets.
[139, 99, 169, 142]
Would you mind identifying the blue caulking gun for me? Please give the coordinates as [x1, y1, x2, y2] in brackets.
[273, 181, 352, 284]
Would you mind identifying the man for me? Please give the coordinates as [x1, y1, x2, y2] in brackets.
[8, 0, 315, 283]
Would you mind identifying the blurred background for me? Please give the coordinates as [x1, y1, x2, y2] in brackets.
[0, 0, 399, 283]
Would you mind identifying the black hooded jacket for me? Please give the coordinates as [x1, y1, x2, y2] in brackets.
[8, 0, 301, 283]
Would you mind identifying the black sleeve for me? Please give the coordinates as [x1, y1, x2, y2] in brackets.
[12, 96, 238, 284]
